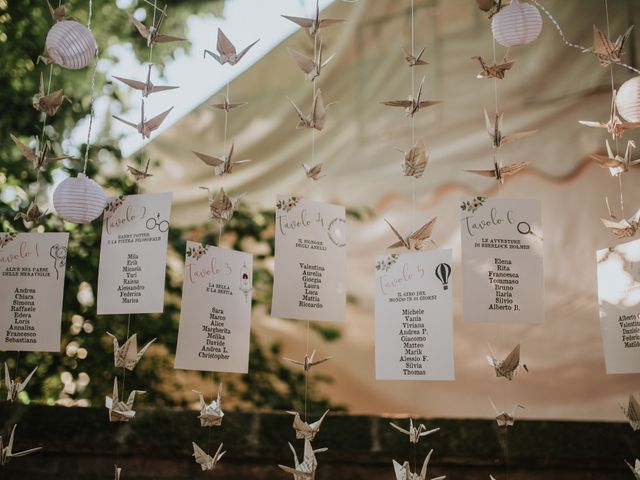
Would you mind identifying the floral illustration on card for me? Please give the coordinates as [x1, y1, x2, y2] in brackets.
[186, 244, 209, 260]
[376, 254, 399, 272]
[276, 196, 299, 212]
[460, 196, 487, 213]
[104, 195, 125, 216]
[0, 232, 17, 249]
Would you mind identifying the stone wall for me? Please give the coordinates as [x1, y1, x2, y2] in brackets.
[0, 404, 637, 479]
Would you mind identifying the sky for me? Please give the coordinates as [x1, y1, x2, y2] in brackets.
[71, 0, 334, 157]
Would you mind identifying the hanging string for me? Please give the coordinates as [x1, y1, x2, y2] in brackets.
[81, 0, 97, 174]
[223, 82, 230, 158]
[410, 0, 416, 232]
[529, 0, 640, 75]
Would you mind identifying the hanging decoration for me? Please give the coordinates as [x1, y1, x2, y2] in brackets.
[615, 76, 640, 122]
[52, 173, 107, 224]
[3, 363, 38, 403]
[491, 0, 542, 48]
[384, 217, 437, 251]
[0, 425, 42, 466]
[42, 20, 97, 70]
[488, 396, 524, 427]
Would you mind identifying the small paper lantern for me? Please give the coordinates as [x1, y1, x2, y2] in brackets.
[45, 20, 96, 70]
[53, 173, 106, 224]
[616, 76, 640, 122]
[491, 0, 542, 48]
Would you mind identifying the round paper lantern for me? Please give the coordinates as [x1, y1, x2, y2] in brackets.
[53, 173, 106, 224]
[491, 0, 543, 48]
[45, 20, 96, 70]
[616, 76, 640, 122]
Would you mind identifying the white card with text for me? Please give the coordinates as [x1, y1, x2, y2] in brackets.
[0, 232, 69, 352]
[375, 250, 455, 380]
[597, 239, 640, 374]
[460, 197, 544, 324]
[174, 242, 253, 373]
[97, 192, 172, 314]
[271, 196, 347, 322]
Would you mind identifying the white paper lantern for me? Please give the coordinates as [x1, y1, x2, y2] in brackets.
[491, 0, 543, 48]
[53, 173, 106, 224]
[616, 76, 640, 122]
[45, 20, 97, 70]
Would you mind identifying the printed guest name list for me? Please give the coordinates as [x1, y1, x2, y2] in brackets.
[460, 197, 544, 324]
[0, 232, 69, 352]
[97, 192, 172, 315]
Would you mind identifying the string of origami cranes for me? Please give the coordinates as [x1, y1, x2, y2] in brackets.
[3, 0, 640, 479]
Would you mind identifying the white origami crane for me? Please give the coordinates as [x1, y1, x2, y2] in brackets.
[105, 378, 145, 422]
[392, 449, 446, 480]
[0, 425, 42, 466]
[107, 332, 156, 371]
[284, 350, 332, 372]
[389, 418, 440, 444]
[287, 410, 329, 441]
[278, 439, 327, 480]
[4, 362, 37, 402]
[589, 139, 638, 176]
[193, 384, 224, 427]
[204, 28, 259, 66]
[488, 397, 524, 428]
[114, 464, 122, 480]
[112, 101, 173, 139]
[192, 442, 225, 471]
[486, 344, 528, 380]
[113, 64, 178, 98]
[626, 459, 640, 480]
[281, 0, 345, 37]
[621, 394, 640, 431]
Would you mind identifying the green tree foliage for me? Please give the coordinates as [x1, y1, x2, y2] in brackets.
[0, 0, 343, 412]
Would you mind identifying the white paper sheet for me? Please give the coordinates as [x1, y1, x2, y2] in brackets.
[375, 250, 455, 380]
[174, 242, 252, 373]
[460, 197, 544, 324]
[0, 232, 69, 352]
[97, 192, 172, 315]
[597, 239, 640, 374]
[271, 196, 346, 322]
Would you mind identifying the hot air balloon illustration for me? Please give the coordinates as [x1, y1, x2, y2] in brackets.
[239, 261, 252, 303]
[435, 263, 452, 290]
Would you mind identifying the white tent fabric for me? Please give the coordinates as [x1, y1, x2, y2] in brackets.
[146, 0, 640, 420]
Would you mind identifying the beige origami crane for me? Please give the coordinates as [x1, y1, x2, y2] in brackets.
[288, 89, 333, 131]
[193, 142, 251, 176]
[288, 41, 335, 82]
[14, 202, 47, 227]
[10, 134, 71, 173]
[114, 465, 122, 480]
[284, 350, 332, 372]
[590, 139, 639, 176]
[113, 64, 178, 98]
[583, 24, 634, 66]
[385, 217, 437, 251]
[278, 439, 328, 480]
[302, 163, 325, 180]
[490, 476, 497, 480]
[112, 101, 173, 139]
[106, 332, 156, 371]
[381, 76, 442, 117]
[475, 0, 504, 18]
[127, 158, 153, 180]
[465, 157, 530, 184]
[193, 384, 224, 427]
[0, 425, 42, 466]
[620, 394, 640, 431]
[4, 363, 37, 402]
[472, 56, 514, 79]
[389, 418, 440, 444]
[204, 28, 259, 66]
[579, 91, 640, 139]
[200, 187, 244, 226]
[128, 7, 185, 48]
[47, 0, 67, 21]
[601, 200, 640, 239]
[287, 410, 329, 441]
[282, 0, 345, 37]
[210, 94, 247, 111]
[626, 459, 640, 480]
[396, 139, 428, 178]
[33, 73, 70, 116]
[105, 378, 145, 422]
[486, 344, 528, 381]
[392, 449, 446, 480]
[402, 46, 428, 67]
[485, 109, 537, 148]
[488, 396, 524, 428]
[192, 442, 225, 471]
